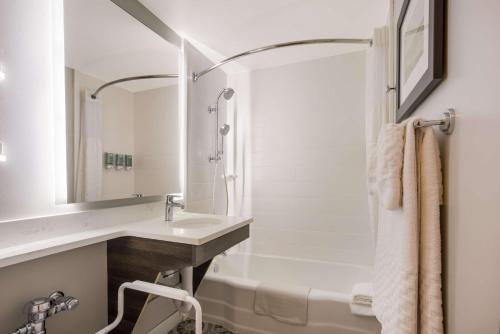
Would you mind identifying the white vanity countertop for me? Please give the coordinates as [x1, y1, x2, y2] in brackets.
[0, 211, 252, 269]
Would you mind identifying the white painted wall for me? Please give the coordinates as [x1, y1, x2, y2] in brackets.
[140, 0, 389, 71]
[249, 51, 373, 265]
[134, 85, 180, 196]
[0, 243, 108, 334]
[392, 1, 500, 332]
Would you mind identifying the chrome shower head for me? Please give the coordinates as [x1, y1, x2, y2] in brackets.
[222, 88, 235, 100]
[219, 124, 230, 136]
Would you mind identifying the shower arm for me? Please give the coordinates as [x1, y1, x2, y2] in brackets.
[90, 74, 179, 99]
[192, 38, 373, 81]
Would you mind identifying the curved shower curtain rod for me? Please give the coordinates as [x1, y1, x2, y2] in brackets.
[192, 38, 373, 81]
[91, 74, 179, 99]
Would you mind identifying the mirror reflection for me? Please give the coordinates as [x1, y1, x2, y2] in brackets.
[63, 0, 181, 203]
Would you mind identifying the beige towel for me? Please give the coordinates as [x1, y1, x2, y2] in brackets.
[350, 282, 375, 317]
[418, 126, 444, 334]
[254, 283, 311, 326]
[377, 123, 405, 209]
[373, 120, 444, 334]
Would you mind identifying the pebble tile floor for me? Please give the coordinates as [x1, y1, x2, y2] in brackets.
[168, 319, 234, 334]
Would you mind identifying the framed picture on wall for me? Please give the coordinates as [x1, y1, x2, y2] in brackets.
[396, 0, 445, 122]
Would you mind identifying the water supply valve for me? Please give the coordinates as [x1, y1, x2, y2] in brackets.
[12, 291, 79, 334]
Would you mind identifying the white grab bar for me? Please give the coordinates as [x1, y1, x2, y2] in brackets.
[95, 280, 202, 334]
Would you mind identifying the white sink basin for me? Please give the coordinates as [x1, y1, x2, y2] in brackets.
[169, 218, 222, 230]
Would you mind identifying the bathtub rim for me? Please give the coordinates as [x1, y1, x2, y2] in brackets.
[203, 272, 351, 303]
[204, 252, 375, 304]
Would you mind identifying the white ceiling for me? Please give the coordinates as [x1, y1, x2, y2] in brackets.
[64, 0, 179, 92]
[64, 0, 389, 87]
[139, 0, 389, 71]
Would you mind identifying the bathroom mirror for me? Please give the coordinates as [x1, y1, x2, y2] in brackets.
[60, 0, 185, 206]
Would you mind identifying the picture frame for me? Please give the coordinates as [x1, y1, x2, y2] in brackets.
[396, 0, 445, 122]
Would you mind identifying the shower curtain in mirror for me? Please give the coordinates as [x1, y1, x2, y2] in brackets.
[75, 92, 103, 202]
[365, 25, 396, 242]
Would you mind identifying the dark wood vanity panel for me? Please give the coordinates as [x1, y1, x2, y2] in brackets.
[107, 225, 249, 334]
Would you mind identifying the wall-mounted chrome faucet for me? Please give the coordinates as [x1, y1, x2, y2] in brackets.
[12, 291, 79, 334]
[165, 193, 184, 221]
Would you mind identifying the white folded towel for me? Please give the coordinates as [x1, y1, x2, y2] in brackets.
[254, 282, 311, 326]
[351, 282, 374, 306]
[350, 282, 375, 317]
[376, 123, 405, 210]
[373, 119, 419, 334]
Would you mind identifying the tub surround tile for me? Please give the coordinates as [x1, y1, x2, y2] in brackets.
[250, 227, 374, 266]
[249, 52, 372, 266]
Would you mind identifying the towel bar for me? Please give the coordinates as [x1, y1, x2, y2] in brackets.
[413, 109, 455, 135]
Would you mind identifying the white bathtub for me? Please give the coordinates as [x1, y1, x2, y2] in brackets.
[196, 253, 381, 334]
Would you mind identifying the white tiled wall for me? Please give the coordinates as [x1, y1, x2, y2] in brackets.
[185, 41, 228, 214]
[249, 51, 374, 265]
